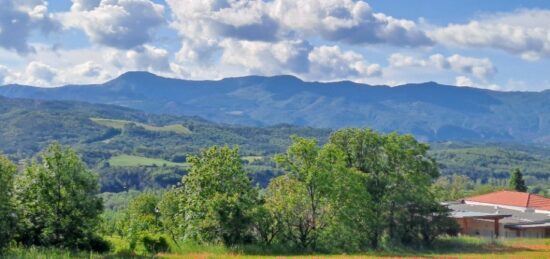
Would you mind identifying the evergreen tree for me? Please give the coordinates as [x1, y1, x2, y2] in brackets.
[509, 168, 527, 192]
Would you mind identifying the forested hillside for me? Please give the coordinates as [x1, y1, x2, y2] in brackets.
[1, 96, 550, 193]
[2, 72, 550, 144]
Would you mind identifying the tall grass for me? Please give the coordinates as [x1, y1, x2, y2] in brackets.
[6, 246, 101, 259]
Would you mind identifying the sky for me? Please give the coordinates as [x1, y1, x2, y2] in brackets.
[1, 1, 550, 91]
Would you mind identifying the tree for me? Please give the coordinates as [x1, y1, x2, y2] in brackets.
[178, 146, 258, 245]
[433, 175, 471, 201]
[270, 137, 333, 250]
[267, 137, 375, 251]
[329, 129, 444, 247]
[509, 168, 527, 192]
[120, 192, 161, 250]
[0, 155, 17, 252]
[158, 188, 181, 246]
[15, 143, 103, 249]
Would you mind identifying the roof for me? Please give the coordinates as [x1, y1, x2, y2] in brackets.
[450, 211, 511, 219]
[464, 191, 550, 210]
[447, 203, 550, 225]
[506, 222, 550, 229]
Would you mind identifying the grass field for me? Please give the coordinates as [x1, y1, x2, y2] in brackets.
[109, 154, 188, 168]
[6, 237, 550, 258]
[242, 156, 264, 163]
[91, 118, 192, 135]
[159, 238, 550, 259]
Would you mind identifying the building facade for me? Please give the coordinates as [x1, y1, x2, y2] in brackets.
[446, 191, 550, 238]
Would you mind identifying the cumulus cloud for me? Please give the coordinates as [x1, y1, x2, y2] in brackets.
[61, 0, 165, 49]
[0, 0, 58, 54]
[389, 53, 496, 80]
[73, 61, 104, 77]
[455, 76, 474, 87]
[70, 0, 101, 11]
[0, 65, 14, 85]
[166, 0, 432, 46]
[167, 0, 279, 42]
[162, 0, 410, 81]
[217, 40, 380, 81]
[23, 61, 58, 86]
[431, 9, 550, 61]
[109, 45, 171, 72]
[308, 45, 381, 80]
[271, 0, 432, 46]
[220, 39, 312, 75]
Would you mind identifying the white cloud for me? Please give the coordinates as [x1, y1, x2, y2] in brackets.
[431, 9, 550, 61]
[389, 53, 496, 81]
[455, 76, 474, 87]
[308, 45, 381, 80]
[70, 0, 101, 12]
[0, 65, 14, 85]
[220, 39, 312, 75]
[271, 0, 432, 46]
[73, 61, 104, 77]
[23, 61, 58, 86]
[61, 0, 165, 49]
[0, 0, 58, 54]
[108, 45, 171, 72]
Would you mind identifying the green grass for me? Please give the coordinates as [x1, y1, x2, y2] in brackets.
[91, 118, 191, 135]
[242, 156, 264, 163]
[109, 155, 188, 168]
[8, 237, 550, 259]
[6, 246, 103, 259]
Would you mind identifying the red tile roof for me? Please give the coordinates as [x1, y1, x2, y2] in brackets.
[465, 191, 550, 210]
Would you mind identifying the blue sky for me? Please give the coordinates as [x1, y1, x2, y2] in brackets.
[2, 0, 550, 91]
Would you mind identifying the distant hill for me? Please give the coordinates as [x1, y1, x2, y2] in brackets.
[1, 71, 549, 143]
[0, 95, 329, 162]
[1, 95, 550, 192]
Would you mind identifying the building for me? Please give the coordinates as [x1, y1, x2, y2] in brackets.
[446, 191, 550, 238]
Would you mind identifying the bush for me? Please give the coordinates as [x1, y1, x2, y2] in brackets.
[142, 235, 169, 254]
[87, 236, 111, 253]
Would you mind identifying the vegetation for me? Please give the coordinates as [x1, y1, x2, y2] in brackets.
[14, 144, 105, 250]
[509, 168, 528, 192]
[3, 79, 550, 258]
[91, 117, 192, 135]
[177, 146, 258, 246]
[0, 155, 17, 252]
[108, 154, 188, 168]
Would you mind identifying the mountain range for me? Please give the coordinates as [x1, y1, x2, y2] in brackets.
[1, 71, 549, 144]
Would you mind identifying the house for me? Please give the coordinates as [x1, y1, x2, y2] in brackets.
[445, 191, 550, 238]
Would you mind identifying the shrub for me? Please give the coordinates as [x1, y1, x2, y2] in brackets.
[142, 235, 169, 254]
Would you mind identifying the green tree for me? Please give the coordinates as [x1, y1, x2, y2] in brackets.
[178, 146, 258, 245]
[270, 137, 333, 250]
[120, 192, 161, 250]
[158, 188, 181, 246]
[15, 143, 103, 249]
[329, 129, 444, 247]
[0, 155, 17, 252]
[267, 137, 375, 251]
[509, 168, 527, 192]
[433, 175, 471, 201]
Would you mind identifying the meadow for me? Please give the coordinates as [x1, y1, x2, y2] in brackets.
[91, 118, 192, 135]
[108, 154, 189, 168]
[6, 237, 550, 258]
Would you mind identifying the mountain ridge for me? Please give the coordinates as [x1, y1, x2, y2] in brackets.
[1, 71, 549, 144]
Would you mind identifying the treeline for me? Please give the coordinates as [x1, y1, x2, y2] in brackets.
[109, 129, 459, 253]
[0, 129, 459, 255]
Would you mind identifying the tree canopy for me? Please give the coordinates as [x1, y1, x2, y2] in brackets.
[509, 168, 528, 192]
